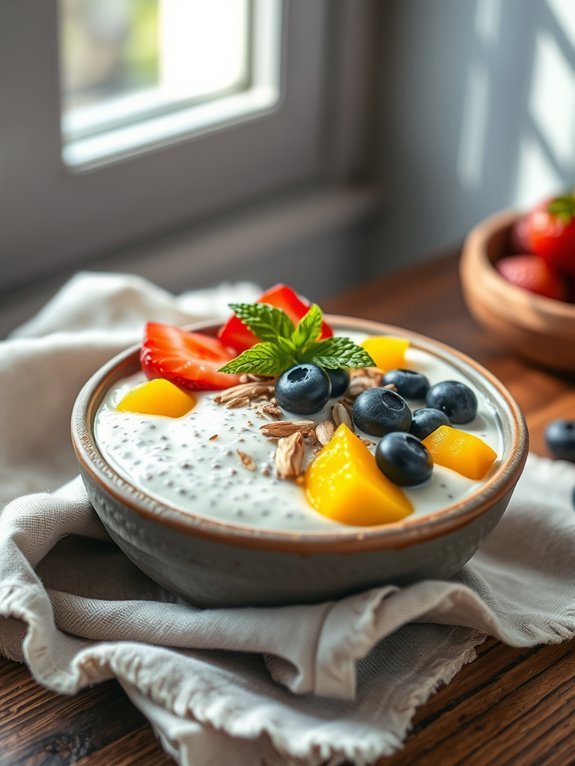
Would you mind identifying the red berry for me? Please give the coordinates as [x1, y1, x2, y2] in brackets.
[525, 193, 575, 276]
[495, 255, 569, 301]
[218, 284, 333, 352]
[141, 323, 242, 391]
[509, 215, 533, 254]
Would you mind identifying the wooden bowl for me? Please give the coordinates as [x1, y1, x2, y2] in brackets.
[460, 210, 575, 372]
[71, 317, 528, 608]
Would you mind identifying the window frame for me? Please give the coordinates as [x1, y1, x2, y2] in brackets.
[0, 0, 378, 290]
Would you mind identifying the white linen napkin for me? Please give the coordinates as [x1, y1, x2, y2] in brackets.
[1, 272, 574, 766]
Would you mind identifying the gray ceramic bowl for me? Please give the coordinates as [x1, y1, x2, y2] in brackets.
[71, 316, 528, 607]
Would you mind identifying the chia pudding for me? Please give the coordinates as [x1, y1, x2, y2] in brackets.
[94, 341, 503, 532]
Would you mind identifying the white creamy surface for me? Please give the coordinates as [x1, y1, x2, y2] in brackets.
[94, 341, 504, 532]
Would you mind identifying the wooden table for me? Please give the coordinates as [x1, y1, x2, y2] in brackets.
[1, 252, 574, 765]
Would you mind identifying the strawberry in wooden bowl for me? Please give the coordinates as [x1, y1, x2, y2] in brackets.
[460, 192, 575, 372]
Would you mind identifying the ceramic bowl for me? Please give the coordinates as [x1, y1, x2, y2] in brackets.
[460, 210, 575, 372]
[71, 317, 528, 608]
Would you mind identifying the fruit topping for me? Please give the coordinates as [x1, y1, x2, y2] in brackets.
[219, 302, 373, 376]
[545, 419, 575, 462]
[116, 378, 197, 418]
[375, 432, 433, 487]
[425, 380, 477, 424]
[275, 363, 331, 415]
[422, 425, 496, 480]
[360, 336, 410, 372]
[526, 193, 575, 276]
[325, 368, 350, 397]
[382, 368, 430, 399]
[218, 284, 333, 351]
[352, 388, 412, 437]
[409, 407, 451, 440]
[304, 424, 413, 525]
[141, 322, 242, 391]
[495, 255, 568, 301]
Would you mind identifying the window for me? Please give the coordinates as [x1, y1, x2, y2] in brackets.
[59, 0, 280, 167]
[0, 1, 376, 291]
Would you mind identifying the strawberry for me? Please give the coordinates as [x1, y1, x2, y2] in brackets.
[140, 323, 242, 391]
[218, 284, 333, 352]
[526, 193, 575, 276]
[509, 215, 533, 254]
[495, 255, 569, 301]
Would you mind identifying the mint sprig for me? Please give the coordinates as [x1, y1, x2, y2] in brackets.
[228, 302, 295, 342]
[219, 302, 375, 375]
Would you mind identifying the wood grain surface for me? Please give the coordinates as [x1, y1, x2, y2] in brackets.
[1, 251, 574, 765]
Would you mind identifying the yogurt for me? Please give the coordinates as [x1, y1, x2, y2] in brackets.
[94, 341, 503, 532]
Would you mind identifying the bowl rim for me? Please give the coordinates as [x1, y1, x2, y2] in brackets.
[71, 315, 528, 554]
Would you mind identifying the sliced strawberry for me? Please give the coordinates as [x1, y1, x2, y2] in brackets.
[218, 283, 334, 352]
[140, 322, 242, 391]
[495, 255, 569, 301]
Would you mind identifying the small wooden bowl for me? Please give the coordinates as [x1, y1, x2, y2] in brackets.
[460, 210, 575, 372]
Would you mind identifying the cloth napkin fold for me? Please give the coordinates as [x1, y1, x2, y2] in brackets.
[1, 272, 574, 766]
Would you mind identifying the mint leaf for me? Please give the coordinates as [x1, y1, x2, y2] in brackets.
[218, 342, 293, 375]
[228, 303, 294, 343]
[290, 304, 323, 355]
[275, 335, 297, 356]
[302, 337, 375, 369]
[220, 296, 375, 375]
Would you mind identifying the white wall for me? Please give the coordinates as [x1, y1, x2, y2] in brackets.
[374, 0, 575, 269]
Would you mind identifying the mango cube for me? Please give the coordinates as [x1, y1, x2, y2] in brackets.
[423, 425, 497, 480]
[304, 424, 413, 525]
[361, 336, 410, 371]
[116, 378, 196, 418]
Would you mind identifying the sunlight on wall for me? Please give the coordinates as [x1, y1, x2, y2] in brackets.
[514, 135, 563, 207]
[457, 61, 489, 191]
[474, 0, 502, 45]
[514, 0, 575, 206]
[529, 29, 575, 168]
[546, 0, 575, 48]
[456, 0, 502, 193]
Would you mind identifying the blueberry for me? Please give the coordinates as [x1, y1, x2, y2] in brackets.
[425, 380, 477, 424]
[545, 419, 575, 462]
[275, 364, 331, 415]
[375, 432, 433, 486]
[353, 388, 412, 437]
[383, 369, 430, 400]
[410, 407, 451, 440]
[325, 368, 350, 397]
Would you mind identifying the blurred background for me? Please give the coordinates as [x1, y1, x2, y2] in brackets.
[0, 0, 574, 331]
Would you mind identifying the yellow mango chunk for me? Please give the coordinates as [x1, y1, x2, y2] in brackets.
[304, 424, 413, 525]
[361, 336, 410, 371]
[423, 425, 497, 480]
[116, 378, 196, 418]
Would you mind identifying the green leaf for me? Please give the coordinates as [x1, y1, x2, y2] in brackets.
[547, 194, 575, 224]
[218, 342, 294, 375]
[302, 337, 375, 369]
[228, 303, 295, 343]
[221, 297, 375, 377]
[275, 335, 297, 356]
[290, 304, 323, 355]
